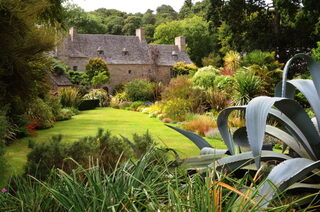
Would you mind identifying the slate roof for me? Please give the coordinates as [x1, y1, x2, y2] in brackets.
[151, 44, 192, 66]
[65, 34, 192, 66]
[67, 34, 152, 64]
[49, 73, 73, 87]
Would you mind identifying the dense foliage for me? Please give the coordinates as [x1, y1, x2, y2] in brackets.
[124, 79, 154, 101]
[85, 58, 110, 87]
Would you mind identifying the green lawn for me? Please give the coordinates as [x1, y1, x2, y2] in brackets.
[3, 107, 225, 184]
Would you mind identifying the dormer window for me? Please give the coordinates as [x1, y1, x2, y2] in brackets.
[97, 46, 104, 55]
[172, 51, 178, 60]
[122, 48, 129, 56]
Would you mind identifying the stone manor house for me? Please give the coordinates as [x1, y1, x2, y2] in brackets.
[54, 27, 192, 90]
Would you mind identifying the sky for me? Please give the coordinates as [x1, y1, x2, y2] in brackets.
[69, 0, 202, 13]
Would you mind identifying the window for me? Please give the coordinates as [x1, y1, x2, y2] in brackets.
[128, 70, 132, 74]
[73, 66, 78, 71]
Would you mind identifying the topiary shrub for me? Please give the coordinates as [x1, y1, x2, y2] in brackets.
[124, 79, 154, 101]
[83, 88, 110, 107]
[78, 99, 100, 111]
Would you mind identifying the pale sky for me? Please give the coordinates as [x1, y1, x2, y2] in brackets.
[69, 0, 202, 13]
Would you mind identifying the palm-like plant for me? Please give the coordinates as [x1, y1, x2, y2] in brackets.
[168, 54, 320, 208]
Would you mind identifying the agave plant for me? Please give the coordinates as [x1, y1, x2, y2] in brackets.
[168, 54, 320, 208]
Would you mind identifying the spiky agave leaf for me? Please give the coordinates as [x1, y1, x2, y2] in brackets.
[257, 158, 320, 207]
[165, 124, 212, 150]
[246, 96, 320, 168]
[209, 151, 291, 172]
[281, 54, 320, 99]
[217, 106, 246, 155]
[276, 79, 320, 131]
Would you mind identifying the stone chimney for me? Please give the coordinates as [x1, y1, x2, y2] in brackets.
[136, 28, 146, 42]
[175, 36, 186, 52]
[69, 27, 77, 41]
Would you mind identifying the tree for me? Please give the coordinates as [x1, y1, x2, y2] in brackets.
[154, 16, 215, 66]
[122, 16, 142, 35]
[179, 0, 193, 19]
[105, 16, 125, 35]
[63, 3, 106, 34]
[206, 0, 320, 62]
[142, 9, 156, 25]
[0, 0, 64, 120]
[155, 5, 178, 24]
[85, 58, 110, 87]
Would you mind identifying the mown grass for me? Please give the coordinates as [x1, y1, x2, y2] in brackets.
[3, 107, 225, 185]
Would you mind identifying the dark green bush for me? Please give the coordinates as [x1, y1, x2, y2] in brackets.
[132, 131, 157, 158]
[78, 99, 99, 110]
[124, 79, 154, 101]
[25, 135, 67, 180]
[25, 130, 133, 179]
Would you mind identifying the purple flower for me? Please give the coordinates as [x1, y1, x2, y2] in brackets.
[1, 188, 7, 193]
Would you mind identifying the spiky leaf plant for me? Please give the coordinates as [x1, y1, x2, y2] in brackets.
[168, 54, 320, 208]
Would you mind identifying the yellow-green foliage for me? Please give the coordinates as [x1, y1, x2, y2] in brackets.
[163, 98, 191, 121]
[171, 62, 198, 77]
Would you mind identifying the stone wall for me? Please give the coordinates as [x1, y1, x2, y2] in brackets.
[106, 64, 153, 91]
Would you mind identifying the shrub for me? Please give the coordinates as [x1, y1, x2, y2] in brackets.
[58, 87, 81, 108]
[27, 98, 55, 129]
[162, 76, 207, 114]
[192, 70, 216, 89]
[83, 89, 110, 107]
[85, 58, 110, 87]
[182, 115, 217, 136]
[25, 135, 67, 180]
[214, 75, 235, 93]
[56, 108, 73, 121]
[25, 130, 133, 179]
[78, 99, 100, 110]
[163, 98, 191, 121]
[171, 62, 198, 77]
[68, 71, 90, 86]
[162, 76, 193, 100]
[124, 79, 154, 101]
[205, 88, 229, 112]
[128, 101, 148, 110]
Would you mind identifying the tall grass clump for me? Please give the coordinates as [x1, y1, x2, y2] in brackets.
[58, 87, 81, 108]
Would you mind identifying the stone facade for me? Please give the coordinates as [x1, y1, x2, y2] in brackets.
[54, 27, 192, 91]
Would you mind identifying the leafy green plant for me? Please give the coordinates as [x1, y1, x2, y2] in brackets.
[124, 79, 154, 101]
[192, 69, 216, 89]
